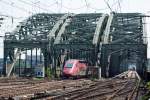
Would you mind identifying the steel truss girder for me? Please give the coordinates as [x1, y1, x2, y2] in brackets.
[101, 13, 147, 77]
[103, 13, 114, 43]
[54, 14, 75, 44]
[3, 12, 147, 78]
[3, 13, 68, 76]
[93, 14, 108, 45]
[101, 43, 147, 77]
[5, 13, 64, 41]
[108, 13, 145, 44]
[48, 13, 72, 40]
[56, 13, 103, 45]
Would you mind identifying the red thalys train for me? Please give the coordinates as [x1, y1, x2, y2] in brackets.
[63, 59, 88, 77]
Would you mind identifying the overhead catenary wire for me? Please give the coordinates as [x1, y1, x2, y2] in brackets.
[103, 0, 113, 12]
[54, 0, 87, 10]
[1, 0, 120, 15]
[118, 0, 122, 13]
[84, 0, 89, 9]
[34, 1, 58, 9]
[16, 0, 55, 13]
[0, 14, 25, 19]
[60, 0, 62, 13]
[114, 0, 122, 13]
[89, 0, 119, 11]
[1, 0, 68, 28]
[0, 0, 33, 14]
[53, 0, 118, 12]
[0, 0, 29, 28]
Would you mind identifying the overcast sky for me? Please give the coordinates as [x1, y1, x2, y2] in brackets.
[0, 0, 150, 58]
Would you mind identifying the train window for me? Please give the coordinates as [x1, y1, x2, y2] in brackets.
[66, 63, 73, 68]
[79, 60, 87, 63]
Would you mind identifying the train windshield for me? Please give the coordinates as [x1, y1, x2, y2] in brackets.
[66, 63, 73, 68]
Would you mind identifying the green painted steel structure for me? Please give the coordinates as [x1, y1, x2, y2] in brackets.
[3, 12, 147, 78]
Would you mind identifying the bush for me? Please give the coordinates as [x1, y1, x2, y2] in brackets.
[46, 67, 52, 79]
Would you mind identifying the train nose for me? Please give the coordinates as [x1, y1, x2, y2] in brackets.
[63, 68, 72, 74]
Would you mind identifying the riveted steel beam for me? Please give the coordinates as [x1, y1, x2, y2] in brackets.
[93, 14, 108, 45]
[103, 13, 114, 44]
[3, 13, 65, 77]
[54, 14, 75, 44]
[101, 13, 147, 77]
[7, 49, 21, 77]
[48, 13, 71, 40]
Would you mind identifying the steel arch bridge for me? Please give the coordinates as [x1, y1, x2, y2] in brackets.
[3, 12, 147, 78]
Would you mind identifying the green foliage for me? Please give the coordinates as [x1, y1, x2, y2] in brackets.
[147, 82, 150, 89]
[142, 92, 150, 100]
[90, 74, 97, 81]
[46, 67, 52, 79]
[33, 77, 44, 80]
[142, 82, 150, 100]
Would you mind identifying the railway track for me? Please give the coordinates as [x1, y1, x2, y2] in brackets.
[47, 71, 140, 100]
[49, 78, 138, 100]
[0, 78, 93, 99]
[0, 71, 141, 100]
